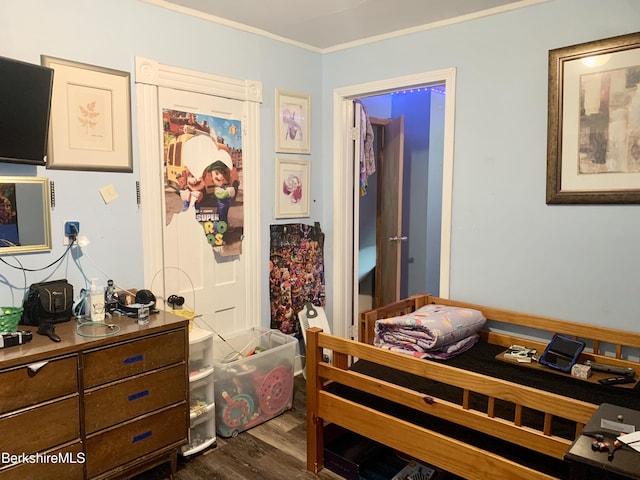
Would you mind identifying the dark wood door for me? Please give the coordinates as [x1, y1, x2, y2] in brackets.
[376, 115, 405, 307]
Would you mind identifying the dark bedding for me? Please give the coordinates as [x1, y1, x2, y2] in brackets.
[327, 342, 639, 479]
[438, 342, 638, 409]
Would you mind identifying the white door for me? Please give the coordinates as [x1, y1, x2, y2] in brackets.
[158, 88, 248, 336]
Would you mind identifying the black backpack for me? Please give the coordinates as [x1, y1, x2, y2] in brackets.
[21, 279, 74, 326]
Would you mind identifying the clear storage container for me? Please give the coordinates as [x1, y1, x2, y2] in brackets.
[213, 328, 296, 437]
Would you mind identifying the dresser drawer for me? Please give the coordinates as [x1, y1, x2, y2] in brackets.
[0, 396, 80, 462]
[0, 441, 84, 480]
[85, 403, 187, 478]
[0, 355, 78, 414]
[84, 363, 187, 434]
[83, 330, 186, 388]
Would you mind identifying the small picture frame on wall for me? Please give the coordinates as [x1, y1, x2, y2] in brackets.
[275, 89, 311, 154]
[275, 158, 310, 218]
[546, 32, 640, 204]
[42, 55, 133, 172]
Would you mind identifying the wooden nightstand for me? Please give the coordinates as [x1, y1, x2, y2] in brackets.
[565, 403, 640, 480]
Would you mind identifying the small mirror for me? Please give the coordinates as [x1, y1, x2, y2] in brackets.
[0, 176, 51, 255]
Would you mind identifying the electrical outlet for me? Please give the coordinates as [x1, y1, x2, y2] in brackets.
[63, 221, 80, 245]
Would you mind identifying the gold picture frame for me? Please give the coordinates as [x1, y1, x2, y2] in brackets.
[0, 177, 51, 255]
[546, 32, 640, 204]
[42, 56, 133, 172]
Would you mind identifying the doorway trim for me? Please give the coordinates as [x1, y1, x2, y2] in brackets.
[332, 68, 456, 339]
[134, 57, 262, 323]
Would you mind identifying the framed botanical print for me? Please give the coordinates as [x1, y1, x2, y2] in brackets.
[42, 56, 133, 172]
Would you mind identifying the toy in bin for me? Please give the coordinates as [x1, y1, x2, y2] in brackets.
[213, 328, 296, 437]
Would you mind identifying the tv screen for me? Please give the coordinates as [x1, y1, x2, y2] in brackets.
[0, 56, 53, 166]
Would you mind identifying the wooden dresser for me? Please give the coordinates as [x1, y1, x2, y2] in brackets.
[0, 311, 189, 479]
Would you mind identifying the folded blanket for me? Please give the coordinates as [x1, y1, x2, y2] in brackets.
[374, 304, 486, 359]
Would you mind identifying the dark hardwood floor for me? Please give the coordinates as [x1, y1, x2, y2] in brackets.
[133, 376, 344, 480]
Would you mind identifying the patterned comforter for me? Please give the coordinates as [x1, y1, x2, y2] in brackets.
[374, 304, 486, 359]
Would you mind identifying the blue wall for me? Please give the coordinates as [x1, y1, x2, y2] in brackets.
[0, 0, 322, 316]
[321, 0, 640, 329]
[1, 0, 639, 332]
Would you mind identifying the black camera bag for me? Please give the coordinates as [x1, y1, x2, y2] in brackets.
[21, 279, 74, 326]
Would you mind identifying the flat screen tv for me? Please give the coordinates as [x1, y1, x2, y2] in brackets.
[0, 56, 54, 166]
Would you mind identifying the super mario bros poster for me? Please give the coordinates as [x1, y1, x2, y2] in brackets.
[162, 109, 243, 256]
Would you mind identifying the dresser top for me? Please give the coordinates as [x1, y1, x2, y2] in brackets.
[0, 311, 188, 369]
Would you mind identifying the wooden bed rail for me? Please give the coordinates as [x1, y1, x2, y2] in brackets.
[359, 294, 640, 368]
[359, 294, 430, 345]
[306, 326, 574, 480]
[317, 392, 559, 480]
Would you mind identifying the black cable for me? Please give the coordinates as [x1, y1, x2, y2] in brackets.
[0, 238, 76, 272]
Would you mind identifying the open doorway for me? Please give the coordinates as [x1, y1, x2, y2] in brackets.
[358, 86, 446, 312]
[331, 68, 456, 339]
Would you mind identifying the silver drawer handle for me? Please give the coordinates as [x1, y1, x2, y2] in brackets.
[28, 361, 49, 373]
[388, 236, 408, 242]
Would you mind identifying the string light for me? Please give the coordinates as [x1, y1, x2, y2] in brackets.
[390, 87, 446, 96]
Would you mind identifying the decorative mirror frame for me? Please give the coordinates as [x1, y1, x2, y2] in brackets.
[0, 176, 52, 255]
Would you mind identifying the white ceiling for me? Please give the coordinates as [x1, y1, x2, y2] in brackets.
[145, 0, 550, 51]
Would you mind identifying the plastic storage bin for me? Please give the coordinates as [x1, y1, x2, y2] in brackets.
[213, 328, 296, 437]
[182, 326, 216, 456]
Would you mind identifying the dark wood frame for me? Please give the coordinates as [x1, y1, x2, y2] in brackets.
[546, 32, 640, 204]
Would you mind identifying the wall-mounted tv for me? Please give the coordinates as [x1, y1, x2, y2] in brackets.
[0, 56, 54, 166]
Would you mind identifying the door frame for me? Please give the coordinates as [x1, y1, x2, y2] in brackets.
[134, 57, 262, 324]
[332, 68, 456, 339]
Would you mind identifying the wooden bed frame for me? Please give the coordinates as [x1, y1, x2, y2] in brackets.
[306, 294, 640, 480]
